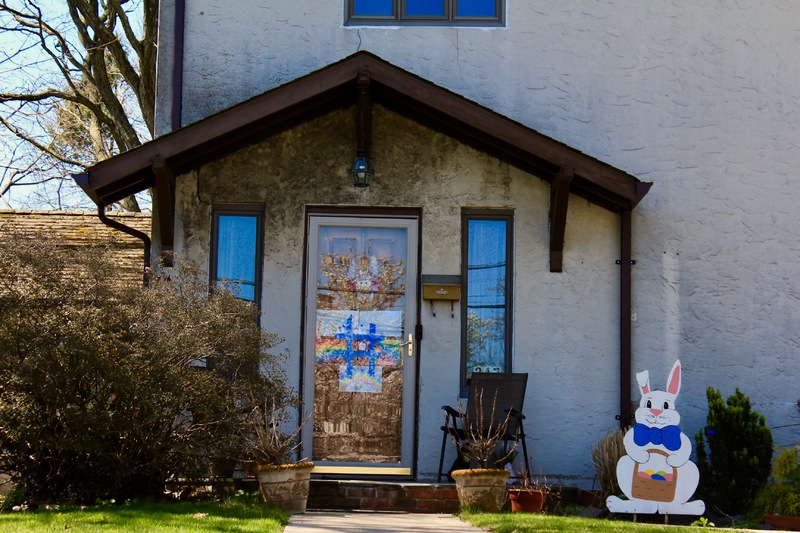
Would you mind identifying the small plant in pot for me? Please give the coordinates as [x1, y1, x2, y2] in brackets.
[507, 465, 552, 513]
[245, 396, 312, 514]
[446, 389, 516, 513]
[750, 445, 800, 531]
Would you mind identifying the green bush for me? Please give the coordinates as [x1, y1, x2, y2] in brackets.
[694, 387, 773, 515]
[750, 446, 800, 519]
[0, 230, 292, 505]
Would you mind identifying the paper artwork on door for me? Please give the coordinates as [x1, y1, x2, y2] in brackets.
[315, 310, 403, 393]
[339, 365, 381, 393]
[607, 360, 705, 515]
[319, 251, 405, 311]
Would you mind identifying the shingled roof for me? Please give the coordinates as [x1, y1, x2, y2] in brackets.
[0, 210, 151, 287]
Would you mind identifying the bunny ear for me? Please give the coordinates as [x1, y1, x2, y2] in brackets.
[667, 360, 682, 395]
[636, 370, 650, 395]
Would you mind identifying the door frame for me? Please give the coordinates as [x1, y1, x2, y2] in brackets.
[300, 206, 422, 477]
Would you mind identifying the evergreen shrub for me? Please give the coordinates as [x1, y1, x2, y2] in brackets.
[694, 387, 773, 515]
[750, 446, 800, 519]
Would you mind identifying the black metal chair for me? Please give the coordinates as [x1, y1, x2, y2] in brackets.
[437, 372, 530, 482]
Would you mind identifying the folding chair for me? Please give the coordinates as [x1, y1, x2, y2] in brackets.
[437, 372, 530, 482]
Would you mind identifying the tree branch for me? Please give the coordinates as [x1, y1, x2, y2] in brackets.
[0, 0, 156, 209]
[0, 115, 85, 167]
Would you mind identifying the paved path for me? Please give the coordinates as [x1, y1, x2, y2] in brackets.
[285, 511, 486, 532]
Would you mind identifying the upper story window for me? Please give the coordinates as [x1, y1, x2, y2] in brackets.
[461, 209, 513, 392]
[347, 0, 504, 26]
[210, 206, 264, 305]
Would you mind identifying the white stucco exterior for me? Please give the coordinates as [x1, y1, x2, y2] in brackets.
[155, 1, 800, 484]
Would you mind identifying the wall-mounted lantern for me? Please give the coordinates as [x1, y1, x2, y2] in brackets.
[349, 154, 374, 187]
[349, 68, 375, 187]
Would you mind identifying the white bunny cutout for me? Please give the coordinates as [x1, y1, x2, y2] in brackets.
[607, 360, 705, 515]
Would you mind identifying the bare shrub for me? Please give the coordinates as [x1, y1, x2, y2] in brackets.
[0, 230, 291, 504]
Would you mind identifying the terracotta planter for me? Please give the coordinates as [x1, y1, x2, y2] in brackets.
[451, 468, 509, 513]
[508, 488, 546, 512]
[764, 514, 800, 531]
[255, 461, 314, 514]
[580, 489, 602, 508]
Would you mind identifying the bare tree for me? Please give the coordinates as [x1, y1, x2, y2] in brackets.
[0, 0, 157, 210]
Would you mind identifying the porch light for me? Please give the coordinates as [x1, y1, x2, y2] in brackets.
[350, 68, 374, 188]
[349, 153, 374, 187]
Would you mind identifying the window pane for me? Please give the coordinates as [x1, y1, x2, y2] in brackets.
[216, 214, 258, 301]
[457, 0, 496, 17]
[405, 0, 445, 17]
[353, 0, 393, 16]
[466, 219, 507, 377]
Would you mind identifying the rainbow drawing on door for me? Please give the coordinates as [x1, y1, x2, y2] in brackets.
[315, 310, 403, 393]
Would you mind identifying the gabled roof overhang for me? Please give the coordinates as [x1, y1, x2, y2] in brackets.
[74, 51, 651, 270]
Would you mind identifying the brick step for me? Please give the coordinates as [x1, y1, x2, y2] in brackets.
[308, 480, 460, 513]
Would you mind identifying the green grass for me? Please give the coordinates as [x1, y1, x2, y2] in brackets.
[0, 498, 288, 533]
[461, 511, 759, 532]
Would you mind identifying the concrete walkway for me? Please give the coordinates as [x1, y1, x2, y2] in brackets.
[285, 510, 486, 532]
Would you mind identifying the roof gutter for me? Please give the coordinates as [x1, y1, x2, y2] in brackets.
[96, 200, 151, 287]
[617, 208, 635, 428]
[171, 0, 186, 130]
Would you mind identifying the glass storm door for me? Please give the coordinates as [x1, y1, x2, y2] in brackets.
[302, 215, 418, 475]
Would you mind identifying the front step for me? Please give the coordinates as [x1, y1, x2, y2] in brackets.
[308, 480, 460, 513]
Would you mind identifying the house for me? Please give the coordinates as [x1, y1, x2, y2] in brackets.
[0, 210, 151, 287]
[73, 2, 799, 486]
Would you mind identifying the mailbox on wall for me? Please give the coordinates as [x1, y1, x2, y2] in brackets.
[421, 275, 461, 317]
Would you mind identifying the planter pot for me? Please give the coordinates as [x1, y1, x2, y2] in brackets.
[451, 468, 509, 513]
[764, 514, 800, 531]
[580, 489, 602, 508]
[508, 488, 546, 512]
[255, 461, 314, 514]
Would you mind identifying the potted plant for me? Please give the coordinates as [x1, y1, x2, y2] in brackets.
[507, 467, 551, 513]
[446, 389, 515, 512]
[750, 445, 800, 531]
[246, 397, 313, 514]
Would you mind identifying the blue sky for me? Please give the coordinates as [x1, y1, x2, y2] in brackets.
[0, 0, 151, 211]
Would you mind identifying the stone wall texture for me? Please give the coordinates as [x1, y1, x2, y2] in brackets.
[156, 1, 800, 484]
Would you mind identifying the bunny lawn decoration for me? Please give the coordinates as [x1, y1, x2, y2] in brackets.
[606, 360, 705, 515]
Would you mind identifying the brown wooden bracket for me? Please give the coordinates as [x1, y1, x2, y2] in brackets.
[636, 182, 653, 205]
[356, 67, 372, 157]
[549, 167, 573, 272]
[152, 157, 175, 266]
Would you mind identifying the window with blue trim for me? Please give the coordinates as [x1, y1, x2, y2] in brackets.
[348, 0, 503, 26]
[461, 209, 513, 392]
[210, 207, 263, 304]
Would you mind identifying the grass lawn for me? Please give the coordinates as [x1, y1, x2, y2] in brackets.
[0, 498, 288, 533]
[461, 511, 756, 532]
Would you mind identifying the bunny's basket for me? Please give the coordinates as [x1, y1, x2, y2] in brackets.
[632, 449, 677, 502]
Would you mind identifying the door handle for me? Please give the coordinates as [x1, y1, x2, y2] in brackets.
[400, 333, 413, 357]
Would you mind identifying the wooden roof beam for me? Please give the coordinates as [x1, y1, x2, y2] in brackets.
[152, 157, 175, 265]
[549, 167, 573, 272]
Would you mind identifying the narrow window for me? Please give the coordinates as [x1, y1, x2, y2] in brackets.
[210, 206, 264, 304]
[461, 209, 513, 391]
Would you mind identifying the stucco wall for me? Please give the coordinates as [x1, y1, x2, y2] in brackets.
[159, 0, 800, 481]
[172, 106, 621, 482]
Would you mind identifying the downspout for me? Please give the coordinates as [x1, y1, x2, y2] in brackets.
[617, 209, 634, 428]
[98, 204, 152, 287]
[171, 0, 186, 130]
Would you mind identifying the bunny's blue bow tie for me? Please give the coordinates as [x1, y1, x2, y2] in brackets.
[633, 423, 681, 451]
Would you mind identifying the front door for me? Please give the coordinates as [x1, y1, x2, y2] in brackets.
[302, 214, 418, 475]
